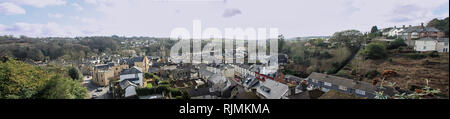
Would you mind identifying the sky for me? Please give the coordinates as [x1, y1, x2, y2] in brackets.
[0, 0, 448, 38]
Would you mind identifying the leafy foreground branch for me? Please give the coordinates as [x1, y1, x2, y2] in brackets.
[0, 57, 88, 99]
[375, 79, 441, 99]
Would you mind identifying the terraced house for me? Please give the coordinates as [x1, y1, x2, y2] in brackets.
[306, 72, 398, 99]
[400, 23, 445, 46]
[120, 56, 149, 73]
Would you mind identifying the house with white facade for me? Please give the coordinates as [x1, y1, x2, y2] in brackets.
[415, 37, 449, 52]
[386, 26, 406, 38]
[119, 66, 144, 98]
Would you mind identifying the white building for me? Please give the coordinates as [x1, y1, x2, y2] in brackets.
[119, 66, 144, 98]
[415, 37, 449, 52]
[255, 79, 290, 99]
[387, 27, 405, 38]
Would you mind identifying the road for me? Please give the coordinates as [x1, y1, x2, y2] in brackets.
[82, 76, 111, 99]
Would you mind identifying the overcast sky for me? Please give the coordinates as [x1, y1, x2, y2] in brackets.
[0, 0, 448, 38]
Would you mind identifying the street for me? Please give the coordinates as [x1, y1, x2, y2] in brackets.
[82, 76, 111, 99]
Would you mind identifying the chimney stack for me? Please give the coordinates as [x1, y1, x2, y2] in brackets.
[403, 25, 405, 29]
[421, 22, 424, 28]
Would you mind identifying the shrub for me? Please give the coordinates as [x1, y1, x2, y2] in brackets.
[428, 51, 439, 58]
[68, 67, 82, 80]
[387, 38, 407, 49]
[326, 68, 336, 74]
[144, 73, 153, 79]
[318, 51, 332, 59]
[387, 57, 393, 63]
[404, 53, 426, 59]
[159, 80, 170, 86]
[362, 43, 387, 60]
[365, 70, 379, 79]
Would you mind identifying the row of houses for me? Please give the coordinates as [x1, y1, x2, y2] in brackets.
[382, 23, 445, 40]
[381, 23, 449, 53]
[231, 62, 402, 99]
[91, 56, 150, 98]
[92, 56, 149, 86]
[305, 72, 398, 99]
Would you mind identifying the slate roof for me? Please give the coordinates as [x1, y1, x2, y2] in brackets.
[307, 72, 375, 92]
[188, 87, 220, 97]
[120, 56, 146, 65]
[120, 67, 143, 75]
[285, 75, 304, 83]
[130, 56, 145, 63]
[95, 64, 110, 70]
[148, 67, 160, 73]
[255, 79, 289, 99]
[151, 62, 166, 67]
[199, 68, 214, 79]
[307, 72, 398, 96]
[417, 37, 437, 41]
[402, 26, 441, 33]
[119, 79, 139, 89]
[417, 37, 449, 42]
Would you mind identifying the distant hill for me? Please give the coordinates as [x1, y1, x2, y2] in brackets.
[287, 36, 331, 41]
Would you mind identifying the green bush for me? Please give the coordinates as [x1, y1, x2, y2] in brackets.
[428, 51, 439, 58]
[68, 66, 82, 80]
[404, 53, 427, 59]
[326, 68, 336, 74]
[144, 73, 153, 79]
[365, 70, 379, 79]
[387, 38, 407, 49]
[318, 51, 332, 59]
[362, 43, 387, 60]
[159, 80, 170, 86]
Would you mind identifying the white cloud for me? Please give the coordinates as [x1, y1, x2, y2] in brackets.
[84, 0, 111, 5]
[12, 0, 67, 8]
[0, 2, 26, 15]
[48, 13, 64, 18]
[0, 22, 102, 37]
[72, 3, 83, 11]
[2, 0, 449, 37]
[70, 16, 96, 23]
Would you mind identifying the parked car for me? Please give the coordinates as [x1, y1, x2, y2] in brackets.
[96, 88, 103, 92]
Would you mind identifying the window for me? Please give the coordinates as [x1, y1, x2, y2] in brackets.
[312, 79, 318, 83]
[355, 89, 365, 95]
[423, 46, 427, 50]
[324, 82, 332, 87]
[339, 85, 347, 91]
[445, 43, 449, 46]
